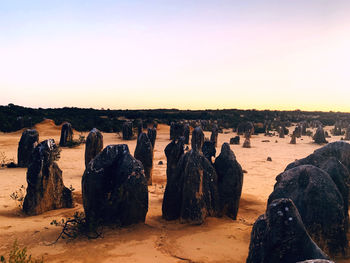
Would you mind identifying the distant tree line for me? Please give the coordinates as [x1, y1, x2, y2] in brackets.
[0, 104, 349, 133]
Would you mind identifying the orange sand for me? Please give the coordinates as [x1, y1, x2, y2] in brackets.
[0, 120, 349, 262]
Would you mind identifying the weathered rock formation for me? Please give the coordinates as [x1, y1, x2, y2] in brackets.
[210, 125, 219, 147]
[243, 132, 251, 148]
[134, 133, 153, 185]
[170, 122, 185, 140]
[162, 137, 185, 220]
[17, 129, 39, 167]
[23, 139, 73, 215]
[214, 143, 243, 220]
[286, 154, 350, 218]
[247, 198, 330, 263]
[202, 140, 216, 164]
[147, 127, 157, 148]
[278, 126, 285, 138]
[333, 121, 342, 136]
[137, 119, 143, 138]
[268, 165, 347, 256]
[290, 131, 296, 144]
[122, 121, 133, 140]
[59, 122, 73, 146]
[313, 126, 328, 144]
[183, 124, 190, 144]
[345, 125, 350, 141]
[82, 144, 148, 228]
[85, 128, 103, 167]
[162, 127, 219, 224]
[294, 125, 302, 138]
[313, 141, 350, 171]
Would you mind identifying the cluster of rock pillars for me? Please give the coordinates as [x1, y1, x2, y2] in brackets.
[13, 120, 350, 262]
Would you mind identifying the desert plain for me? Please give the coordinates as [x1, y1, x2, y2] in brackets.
[0, 119, 349, 263]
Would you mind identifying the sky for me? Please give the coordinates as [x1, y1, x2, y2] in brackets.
[1, 0, 350, 111]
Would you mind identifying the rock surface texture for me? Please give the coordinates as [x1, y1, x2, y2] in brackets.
[23, 139, 73, 215]
[17, 129, 39, 167]
[134, 133, 154, 185]
[85, 128, 103, 167]
[268, 165, 347, 257]
[214, 143, 243, 220]
[82, 144, 148, 228]
[246, 198, 330, 263]
[162, 127, 219, 224]
[59, 122, 73, 147]
[122, 121, 133, 140]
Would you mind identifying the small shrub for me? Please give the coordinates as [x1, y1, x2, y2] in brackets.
[65, 135, 85, 148]
[305, 130, 313, 137]
[0, 240, 43, 263]
[10, 186, 26, 209]
[0, 152, 15, 168]
[50, 212, 102, 243]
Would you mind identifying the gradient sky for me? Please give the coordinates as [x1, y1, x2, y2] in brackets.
[1, 1, 350, 111]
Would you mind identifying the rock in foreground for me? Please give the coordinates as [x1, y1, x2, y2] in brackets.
[82, 144, 148, 228]
[268, 165, 347, 257]
[247, 198, 330, 263]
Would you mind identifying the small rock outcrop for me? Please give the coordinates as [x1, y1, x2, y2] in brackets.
[82, 144, 148, 228]
[243, 138, 251, 148]
[23, 139, 73, 215]
[247, 198, 330, 263]
[214, 143, 243, 220]
[290, 131, 296, 144]
[278, 126, 285, 138]
[313, 126, 328, 144]
[243, 132, 251, 148]
[122, 121, 133, 140]
[202, 140, 216, 164]
[85, 128, 103, 168]
[294, 125, 302, 138]
[17, 129, 39, 167]
[268, 165, 347, 256]
[134, 133, 154, 185]
[59, 122, 73, 146]
[147, 127, 157, 148]
[230, 136, 240, 145]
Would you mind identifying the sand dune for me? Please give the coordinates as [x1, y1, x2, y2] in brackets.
[0, 120, 349, 262]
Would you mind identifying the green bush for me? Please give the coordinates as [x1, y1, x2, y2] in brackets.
[0, 240, 43, 263]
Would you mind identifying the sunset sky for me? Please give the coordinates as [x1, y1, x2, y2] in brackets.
[1, 1, 350, 111]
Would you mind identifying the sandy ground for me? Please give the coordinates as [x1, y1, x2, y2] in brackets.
[0, 119, 349, 262]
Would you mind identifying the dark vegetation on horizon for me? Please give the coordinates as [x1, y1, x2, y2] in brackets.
[1, 103, 349, 133]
